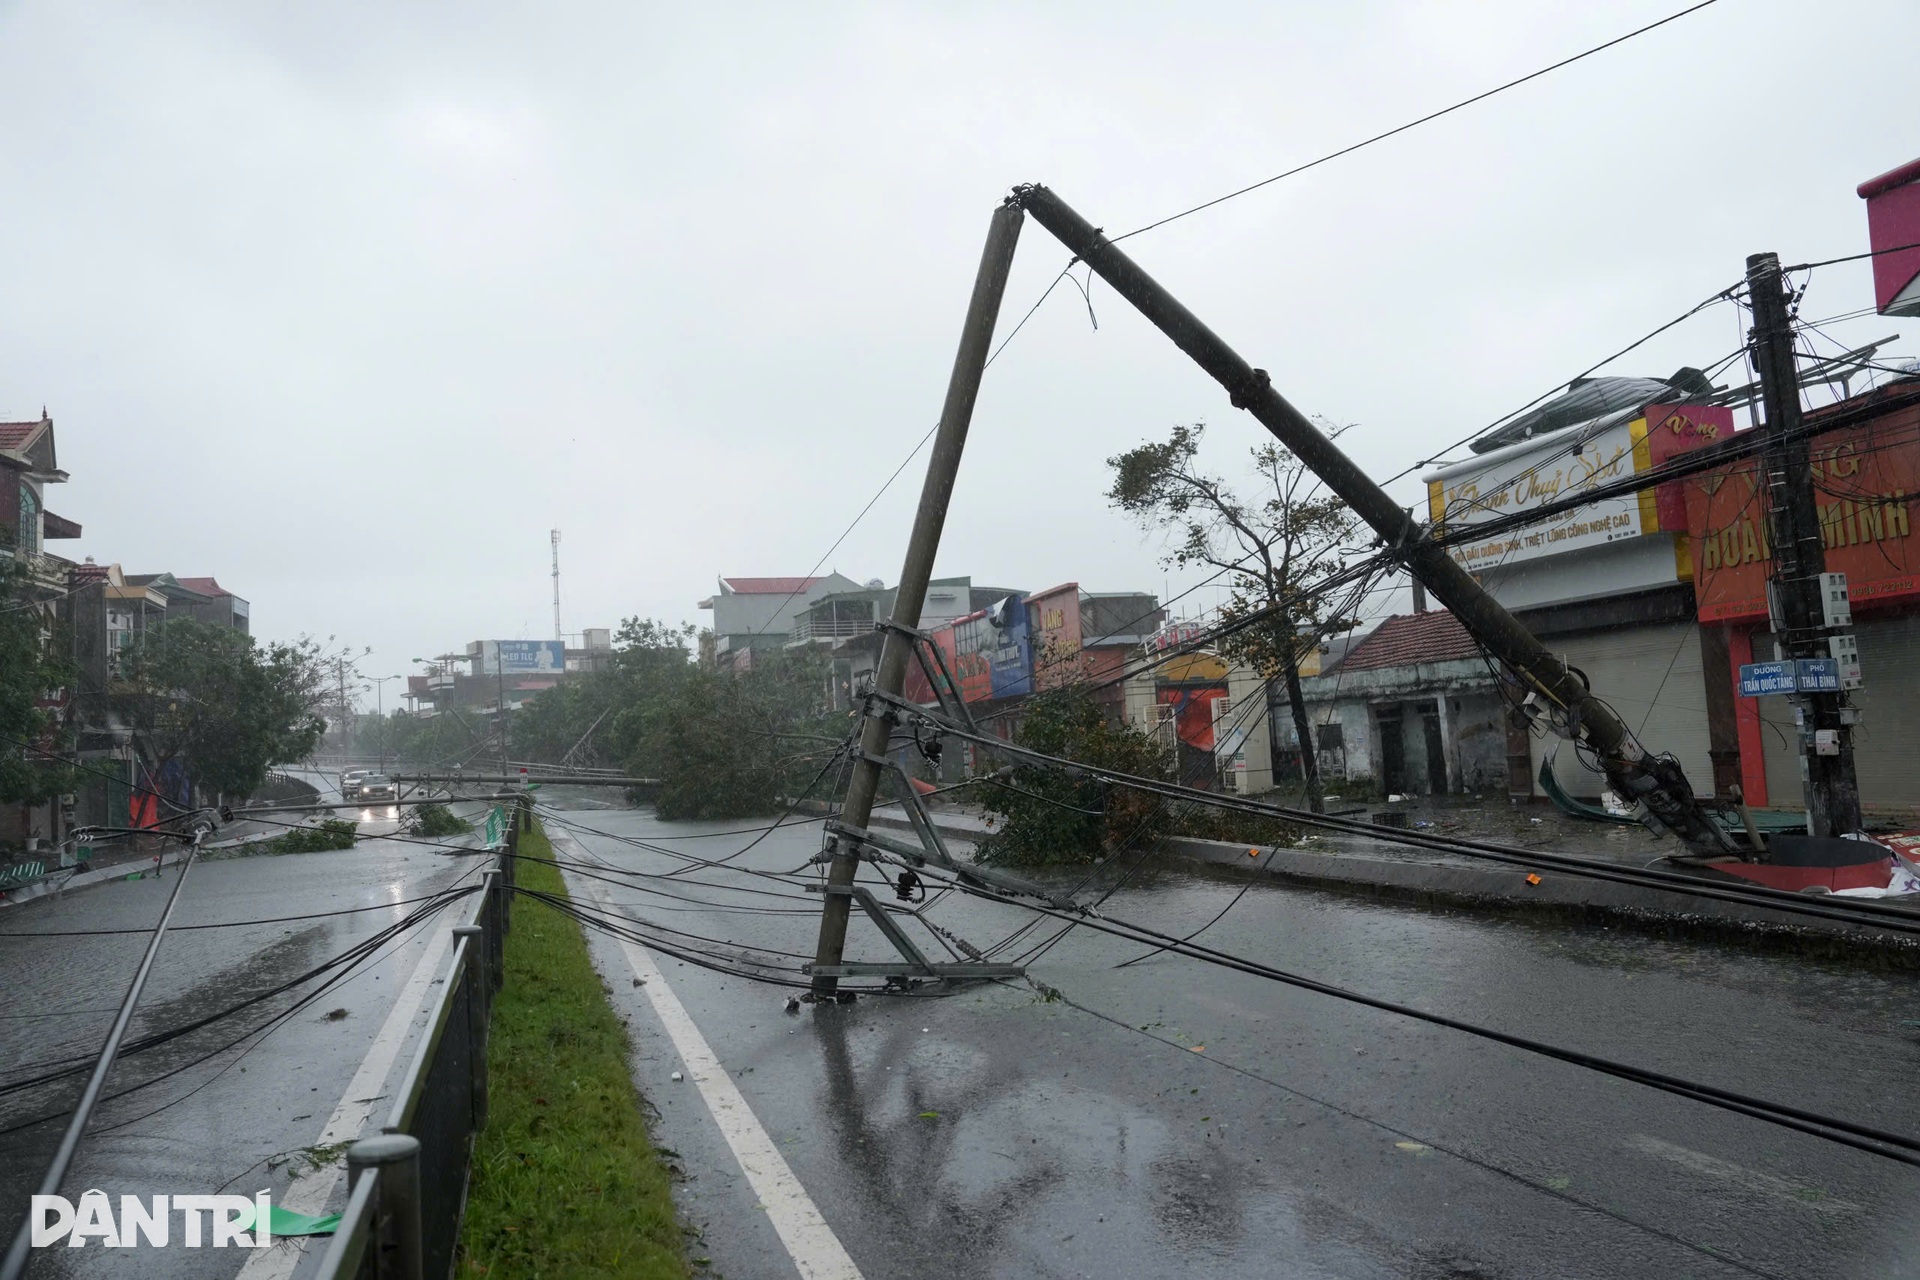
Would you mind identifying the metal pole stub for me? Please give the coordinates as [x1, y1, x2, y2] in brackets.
[347, 1133, 424, 1280]
[450, 925, 491, 1129]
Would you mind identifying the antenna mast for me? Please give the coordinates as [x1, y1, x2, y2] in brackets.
[550, 529, 562, 641]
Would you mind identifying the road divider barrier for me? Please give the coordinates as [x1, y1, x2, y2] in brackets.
[313, 794, 525, 1280]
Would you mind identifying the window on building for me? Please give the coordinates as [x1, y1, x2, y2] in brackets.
[1317, 723, 1344, 752]
[17, 484, 39, 556]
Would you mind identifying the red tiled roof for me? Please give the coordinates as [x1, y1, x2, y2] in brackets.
[70, 562, 109, 585]
[723, 576, 822, 595]
[173, 576, 229, 597]
[1337, 612, 1484, 672]
[0, 421, 41, 450]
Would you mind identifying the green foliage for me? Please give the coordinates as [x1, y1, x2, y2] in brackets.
[374, 706, 491, 770]
[1168, 802, 1302, 849]
[111, 618, 327, 797]
[648, 648, 839, 820]
[974, 684, 1176, 867]
[1108, 421, 1364, 811]
[403, 802, 471, 838]
[459, 823, 688, 1280]
[486, 618, 839, 822]
[1107, 421, 1364, 673]
[0, 562, 75, 805]
[273, 818, 358, 853]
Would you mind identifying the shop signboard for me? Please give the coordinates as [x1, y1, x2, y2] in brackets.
[1425, 415, 1653, 572]
[1642, 403, 1735, 530]
[983, 594, 1032, 699]
[1028, 584, 1084, 690]
[1686, 408, 1920, 622]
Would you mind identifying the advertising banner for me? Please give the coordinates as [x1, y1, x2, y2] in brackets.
[1686, 409, 1920, 622]
[1426, 417, 1652, 571]
[485, 639, 566, 675]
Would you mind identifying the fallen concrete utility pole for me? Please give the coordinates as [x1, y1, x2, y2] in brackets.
[1009, 184, 1737, 857]
[384, 774, 658, 787]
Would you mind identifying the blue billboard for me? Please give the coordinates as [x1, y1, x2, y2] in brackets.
[984, 594, 1032, 699]
[491, 639, 566, 674]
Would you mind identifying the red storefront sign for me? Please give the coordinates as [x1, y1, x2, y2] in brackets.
[1685, 406, 1920, 622]
[1643, 403, 1734, 531]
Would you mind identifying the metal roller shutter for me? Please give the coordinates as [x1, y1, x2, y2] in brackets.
[1531, 622, 1712, 801]
[1848, 614, 1920, 809]
[1756, 614, 1920, 813]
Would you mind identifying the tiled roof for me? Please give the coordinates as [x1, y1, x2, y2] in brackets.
[1337, 612, 1484, 672]
[723, 576, 822, 595]
[70, 563, 109, 585]
[173, 576, 229, 597]
[0, 421, 42, 450]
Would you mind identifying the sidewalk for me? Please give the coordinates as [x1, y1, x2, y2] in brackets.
[859, 797, 1920, 961]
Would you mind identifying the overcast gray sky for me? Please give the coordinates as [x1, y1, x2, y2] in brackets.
[3, 0, 1913, 702]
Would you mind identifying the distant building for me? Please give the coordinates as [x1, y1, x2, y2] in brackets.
[699, 574, 863, 667]
[123, 573, 250, 633]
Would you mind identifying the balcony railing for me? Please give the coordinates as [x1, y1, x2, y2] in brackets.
[788, 616, 873, 645]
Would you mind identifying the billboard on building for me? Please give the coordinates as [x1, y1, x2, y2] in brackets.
[1425, 416, 1656, 571]
[1027, 584, 1083, 689]
[957, 594, 1031, 699]
[1686, 406, 1920, 622]
[481, 639, 566, 675]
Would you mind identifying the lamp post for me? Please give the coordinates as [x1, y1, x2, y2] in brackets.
[368, 675, 403, 772]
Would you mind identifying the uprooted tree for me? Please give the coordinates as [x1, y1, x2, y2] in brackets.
[1108, 421, 1363, 813]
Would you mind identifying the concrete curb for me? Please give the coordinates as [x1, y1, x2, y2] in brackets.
[851, 807, 1920, 960]
[0, 817, 385, 912]
[0, 843, 202, 910]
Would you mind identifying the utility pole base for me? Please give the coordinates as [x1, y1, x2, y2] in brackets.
[804, 883, 1024, 989]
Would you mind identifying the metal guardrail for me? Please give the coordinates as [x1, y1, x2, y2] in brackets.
[313, 795, 525, 1280]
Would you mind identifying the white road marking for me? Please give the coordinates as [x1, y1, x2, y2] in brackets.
[562, 847, 862, 1280]
[1625, 1134, 1860, 1213]
[235, 920, 458, 1280]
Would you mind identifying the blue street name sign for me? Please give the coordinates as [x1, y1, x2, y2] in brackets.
[1796, 657, 1841, 693]
[1738, 660, 1798, 697]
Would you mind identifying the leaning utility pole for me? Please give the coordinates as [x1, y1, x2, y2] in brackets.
[1746, 251, 1862, 837]
[807, 201, 1024, 998]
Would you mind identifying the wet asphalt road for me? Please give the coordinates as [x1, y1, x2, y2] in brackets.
[538, 797, 1920, 1280]
[0, 781, 492, 1280]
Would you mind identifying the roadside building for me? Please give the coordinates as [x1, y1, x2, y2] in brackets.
[1425, 387, 1727, 804]
[1, 412, 83, 853]
[791, 576, 1005, 711]
[699, 574, 864, 670]
[1680, 376, 1920, 812]
[1027, 584, 1165, 724]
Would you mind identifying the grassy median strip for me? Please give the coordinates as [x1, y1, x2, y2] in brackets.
[458, 821, 689, 1279]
